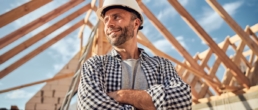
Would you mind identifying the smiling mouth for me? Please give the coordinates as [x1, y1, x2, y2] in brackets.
[108, 30, 120, 35]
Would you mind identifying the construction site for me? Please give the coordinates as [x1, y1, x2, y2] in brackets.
[0, 0, 258, 110]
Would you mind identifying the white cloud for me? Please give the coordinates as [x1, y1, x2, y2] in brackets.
[179, 0, 189, 6]
[158, 7, 176, 20]
[153, 39, 173, 52]
[6, 89, 33, 99]
[157, 0, 189, 21]
[199, 1, 243, 32]
[50, 36, 80, 61]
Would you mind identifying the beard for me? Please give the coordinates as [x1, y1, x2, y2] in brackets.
[106, 22, 135, 46]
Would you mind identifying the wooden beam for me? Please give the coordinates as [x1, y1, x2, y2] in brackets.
[0, 20, 84, 79]
[78, 0, 97, 56]
[137, 32, 199, 100]
[249, 51, 255, 65]
[200, 49, 212, 69]
[137, 1, 220, 94]
[0, 0, 52, 28]
[231, 43, 252, 69]
[0, 0, 84, 49]
[196, 85, 258, 104]
[137, 32, 221, 88]
[184, 55, 212, 98]
[198, 24, 257, 58]
[222, 40, 246, 86]
[0, 73, 73, 94]
[79, 9, 93, 56]
[0, 3, 91, 64]
[168, 0, 250, 88]
[96, 0, 105, 55]
[206, 0, 258, 56]
[246, 26, 258, 45]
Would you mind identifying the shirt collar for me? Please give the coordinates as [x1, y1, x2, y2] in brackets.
[110, 48, 150, 61]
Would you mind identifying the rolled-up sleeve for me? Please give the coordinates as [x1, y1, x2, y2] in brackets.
[77, 58, 124, 110]
[145, 58, 192, 110]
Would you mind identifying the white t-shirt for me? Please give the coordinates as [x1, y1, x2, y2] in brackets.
[121, 59, 148, 90]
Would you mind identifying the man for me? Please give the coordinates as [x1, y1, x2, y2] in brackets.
[77, 0, 192, 109]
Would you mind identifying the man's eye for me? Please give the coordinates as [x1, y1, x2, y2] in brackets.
[104, 18, 108, 23]
[114, 16, 119, 20]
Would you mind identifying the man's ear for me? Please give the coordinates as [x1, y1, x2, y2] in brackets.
[134, 19, 141, 29]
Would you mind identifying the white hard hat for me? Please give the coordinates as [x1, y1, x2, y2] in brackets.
[96, 0, 144, 25]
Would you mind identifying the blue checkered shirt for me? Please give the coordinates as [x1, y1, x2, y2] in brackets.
[77, 48, 192, 110]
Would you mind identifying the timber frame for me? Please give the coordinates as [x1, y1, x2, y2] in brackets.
[0, 0, 257, 109]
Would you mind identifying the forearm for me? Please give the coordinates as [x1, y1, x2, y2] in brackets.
[109, 90, 156, 110]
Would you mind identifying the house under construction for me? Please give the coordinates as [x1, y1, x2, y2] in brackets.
[0, 0, 258, 110]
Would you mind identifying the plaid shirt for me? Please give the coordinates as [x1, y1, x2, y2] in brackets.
[77, 48, 192, 110]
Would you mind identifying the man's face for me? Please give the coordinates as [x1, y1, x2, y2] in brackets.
[103, 8, 135, 46]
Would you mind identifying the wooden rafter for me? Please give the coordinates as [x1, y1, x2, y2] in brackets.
[137, 1, 221, 95]
[137, 32, 223, 89]
[0, 73, 74, 94]
[168, 0, 250, 88]
[96, 0, 105, 55]
[0, 0, 84, 49]
[246, 26, 258, 45]
[0, 0, 52, 28]
[0, 3, 91, 65]
[0, 20, 85, 79]
[206, 0, 258, 56]
[78, 0, 96, 56]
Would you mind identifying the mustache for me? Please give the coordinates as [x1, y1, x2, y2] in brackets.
[106, 26, 122, 35]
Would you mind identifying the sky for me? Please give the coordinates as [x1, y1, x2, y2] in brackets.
[0, 0, 258, 109]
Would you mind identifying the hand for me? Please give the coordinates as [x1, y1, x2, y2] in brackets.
[108, 90, 125, 103]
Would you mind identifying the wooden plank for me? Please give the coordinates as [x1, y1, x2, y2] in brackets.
[137, 32, 222, 89]
[206, 0, 258, 56]
[79, 9, 93, 56]
[229, 41, 249, 87]
[185, 55, 212, 98]
[168, 0, 250, 88]
[243, 50, 252, 57]
[137, 1, 221, 94]
[246, 26, 258, 45]
[198, 24, 257, 58]
[231, 43, 252, 69]
[137, 1, 197, 67]
[96, 0, 104, 55]
[0, 0, 52, 28]
[250, 23, 258, 33]
[208, 39, 230, 83]
[0, 20, 84, 79]
[137, 33, 199, 100]
[197, 85, 258, 104]
[0, 4, 91, 64]
[0, 73, 73, 94]
[97, 23, 105, 55]
[249, 51, 255, 65]
[0, 0, 84, 49]
[200, 49, 212, 69]
[79, 0, 97, 55]
[222, 40, 246, 86]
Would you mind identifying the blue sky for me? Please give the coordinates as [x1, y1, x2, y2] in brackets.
[0, 0, 257, 109]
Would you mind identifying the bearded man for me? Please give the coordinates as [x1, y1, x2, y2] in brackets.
[77, 0, 192, 109]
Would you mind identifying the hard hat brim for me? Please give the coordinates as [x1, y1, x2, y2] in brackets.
[97, 4, 144, 25]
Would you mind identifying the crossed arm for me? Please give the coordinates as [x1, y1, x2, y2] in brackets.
[77, 58, 192, 110]
[108, 90, 155, 110]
